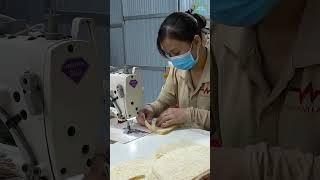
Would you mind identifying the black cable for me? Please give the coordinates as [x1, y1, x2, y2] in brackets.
[110, 95, 122, 117]
[0, 106, 38, 166]
[39, 92, 56, 180]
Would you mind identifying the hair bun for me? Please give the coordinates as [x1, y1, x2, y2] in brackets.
[193, 13, 206, 30]
[185, 9, 206, 32]
[185, 9, 194, 15]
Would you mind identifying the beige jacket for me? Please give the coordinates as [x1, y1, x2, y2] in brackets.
[149, 49, 210, 130]
[212, 0, 320, 179]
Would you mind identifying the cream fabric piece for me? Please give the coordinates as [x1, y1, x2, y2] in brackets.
[151, 145, 210, 180]
[144, 120, 178, 135]
[110, 141, 210, 180]
[110, 159, 151, 180]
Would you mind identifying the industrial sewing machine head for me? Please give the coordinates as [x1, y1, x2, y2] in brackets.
[110, 67, 143, 134]
[0, 17, 105, 179]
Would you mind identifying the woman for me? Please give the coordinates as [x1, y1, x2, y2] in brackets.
[137, 10, 210, 131]
[213, 0, 320, 179]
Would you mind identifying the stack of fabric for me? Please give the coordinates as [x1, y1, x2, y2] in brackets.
[110, 140, 210, 180]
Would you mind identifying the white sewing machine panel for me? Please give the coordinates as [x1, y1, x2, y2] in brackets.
[110, 69, 143, 120]
[0, 34, 104, 179]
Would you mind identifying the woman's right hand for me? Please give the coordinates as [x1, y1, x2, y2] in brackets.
[137, 105, 154, 126]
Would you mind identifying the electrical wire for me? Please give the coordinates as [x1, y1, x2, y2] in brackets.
[0, 106, 37, 166]
[0, 14, 16, 22]
[0, 108, 20, 179]
[0, 14, 30, 36]
[14, 23, 45, 36]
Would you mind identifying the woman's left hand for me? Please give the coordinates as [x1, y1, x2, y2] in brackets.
[82, 154, 107, 180]
[156, 108, 188, 128]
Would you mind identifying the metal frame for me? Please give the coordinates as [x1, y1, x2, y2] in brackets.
[120, 0, 127, 66]
[110, 23, 122, 28]
[48, 10, 108, 26]
[121, 0, 179, 68]
[123, 13, 170, 21]
[126, 65, 165, 72]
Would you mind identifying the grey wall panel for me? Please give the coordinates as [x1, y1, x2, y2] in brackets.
[179, 0, 194, 11]
[124, 18, 167, 67]
[110, 0, 123, 25]
[1, 0, 46, 23]
[110, 27, 125, 66]
[141, 69, 165, 104]
[122, 0, 178, 17]
[56, 0, 107, 13]
[95, 26, 108, 66]
[179, 0, 210, 16]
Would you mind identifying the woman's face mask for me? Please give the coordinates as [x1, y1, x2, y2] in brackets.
[166, 38, 200, 70]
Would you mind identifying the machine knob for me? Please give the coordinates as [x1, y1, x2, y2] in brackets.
[7, 35, 16, 39]
[27, 36, 36, 40]
[116, 85, 124, 98]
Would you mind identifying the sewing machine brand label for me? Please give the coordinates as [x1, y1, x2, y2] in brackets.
[62, 58, 89, 84]
[129, 80, 138, 88]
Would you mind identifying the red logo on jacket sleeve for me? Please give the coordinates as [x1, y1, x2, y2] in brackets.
[290, 82, 320, 104]
[200, 83, 210, 96]
[211, 138, 222, 147]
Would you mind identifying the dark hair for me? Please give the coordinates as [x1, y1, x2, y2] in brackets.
[157, 9, 207, 58]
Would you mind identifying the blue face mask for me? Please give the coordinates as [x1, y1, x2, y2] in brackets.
[213, 0, 278, 26]
[169, 45, 199, 70]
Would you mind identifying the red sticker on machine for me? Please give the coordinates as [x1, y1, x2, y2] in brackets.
[62, 58, 89, 84]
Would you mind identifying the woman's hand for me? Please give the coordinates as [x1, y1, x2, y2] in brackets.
[137, 105, 154, 126]
[156, 108, 188, 128]
[0, 158, 18, 179]
[83, 155, 107, 180]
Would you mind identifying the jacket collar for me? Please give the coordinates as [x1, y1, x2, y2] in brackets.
[219, 0, 320, 69]
[292, 0, 320, 68]
[201, 48, 210, 83]
[219, 25, 258, 69]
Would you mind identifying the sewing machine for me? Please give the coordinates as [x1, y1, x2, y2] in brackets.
[0, 18, 105, 179]
[109, 67, 149, 143]
[110, 67, 143, 131]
